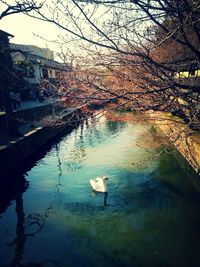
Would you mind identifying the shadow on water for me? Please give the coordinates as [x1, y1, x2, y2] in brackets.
[0, 175, 28, 216]
[0, 176, 59, 266]
[0, 124, 81, 267]
[0, 125, 80, 266]
[0, 125, 76, 212]
[158, 148, 200, 199]
[8, 195, 46, 267]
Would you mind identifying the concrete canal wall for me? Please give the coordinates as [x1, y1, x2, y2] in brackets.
[0, 101, 62, 133]
[0, 107, 87, 176]
[148, 111, 200, 175]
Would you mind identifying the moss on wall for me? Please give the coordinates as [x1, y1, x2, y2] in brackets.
[148, 111, 200, 175]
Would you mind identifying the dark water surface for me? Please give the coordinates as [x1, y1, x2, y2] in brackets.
[1, 114, 200, 267]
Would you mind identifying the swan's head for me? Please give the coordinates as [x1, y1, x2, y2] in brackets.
[103, 176, 109, 181]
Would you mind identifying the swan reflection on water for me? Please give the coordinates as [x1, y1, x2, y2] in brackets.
[104, 192, 108, 206]
[91, 191, 109, 206]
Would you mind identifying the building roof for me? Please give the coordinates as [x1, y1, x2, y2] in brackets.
[12, 50, 69, 71]
[11, 42, 70, 71]
[28, 52, 69, 71]
[0, 30, 14, 38]
[10, 43, 54, 60]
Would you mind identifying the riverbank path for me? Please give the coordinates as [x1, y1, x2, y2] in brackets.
[0, 98, 56, 116]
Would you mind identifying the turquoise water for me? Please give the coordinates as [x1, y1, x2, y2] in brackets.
[1, 114, 200, 267]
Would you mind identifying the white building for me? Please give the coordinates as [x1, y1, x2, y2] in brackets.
[11, 43, 54, 60]
[11, 43, 69, 86]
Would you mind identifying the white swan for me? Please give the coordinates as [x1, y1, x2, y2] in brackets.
[90, 176, 109, 192]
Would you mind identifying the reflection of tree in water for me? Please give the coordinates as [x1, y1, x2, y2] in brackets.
[54, 143, 63, 208]
[0, 175, 60, 267]
[78, 116, 107, 148]
[64, 115, 126, 172]
[5, 192, 60, 267]
[0, 176, 28, 216]
[88, 117, 104, 146]
[63, 116, 126, 173]
[55, 143, 62, 184]
[105, 120, 126, 136]
[64, 122, 86, 172]
[7, 142, 67, 266]
[8, 193, 44, 266]
[75, 123, 86, 161]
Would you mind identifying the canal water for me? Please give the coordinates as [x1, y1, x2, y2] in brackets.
[1, 113, 200, 267]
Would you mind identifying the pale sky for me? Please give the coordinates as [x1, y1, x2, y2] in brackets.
[0, 1, 104, 62]
[0, 11, 63, 52]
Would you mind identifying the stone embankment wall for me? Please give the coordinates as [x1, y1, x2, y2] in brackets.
[0, 108, 87, 176]
[148, 111, 200, 175]
[0, 103, 54, 134]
